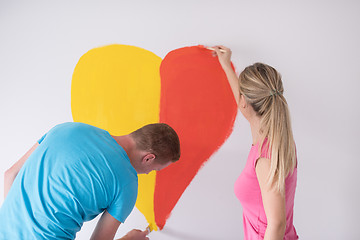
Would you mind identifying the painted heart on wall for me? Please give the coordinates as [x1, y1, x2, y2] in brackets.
[71, 44, 237, 231]
[155, 46, 238, 229]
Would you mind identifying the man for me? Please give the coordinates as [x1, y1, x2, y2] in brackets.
[1, 122, 180, 240]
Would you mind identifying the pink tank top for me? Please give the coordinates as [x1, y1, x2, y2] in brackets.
[234, 142, 298, 239]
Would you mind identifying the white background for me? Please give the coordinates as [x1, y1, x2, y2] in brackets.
[1, 1, 359, 239]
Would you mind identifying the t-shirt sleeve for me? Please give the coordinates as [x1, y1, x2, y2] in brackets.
[37, 133, 47, 144]
[37, 123, 67, 144]
[107, 180, 138, 223]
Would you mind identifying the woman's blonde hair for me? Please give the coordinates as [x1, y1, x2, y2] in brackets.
[239, 63, 296, 194]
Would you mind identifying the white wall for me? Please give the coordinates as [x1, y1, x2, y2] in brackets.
[1, 1, 359, 239]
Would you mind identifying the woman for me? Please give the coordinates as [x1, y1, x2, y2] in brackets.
[213, 46, 298, 239]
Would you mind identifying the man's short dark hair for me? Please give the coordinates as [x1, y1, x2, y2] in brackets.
[130, 123, 180, 164]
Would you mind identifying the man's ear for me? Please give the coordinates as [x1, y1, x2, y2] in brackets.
[142, 153, 156, 165]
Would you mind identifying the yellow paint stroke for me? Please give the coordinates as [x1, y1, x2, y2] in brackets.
[71, 44, 160, 230]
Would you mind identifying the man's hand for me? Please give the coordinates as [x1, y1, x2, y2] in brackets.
[119, 229, 149, 240]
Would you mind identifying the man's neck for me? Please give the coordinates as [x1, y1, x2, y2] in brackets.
[111, 134, 142, 173]
[111, 135, 135, 155]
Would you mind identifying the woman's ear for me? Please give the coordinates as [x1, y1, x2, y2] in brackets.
[240, 94, 247, 109]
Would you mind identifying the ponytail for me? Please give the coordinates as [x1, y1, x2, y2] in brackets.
[239, 63, 296, 194]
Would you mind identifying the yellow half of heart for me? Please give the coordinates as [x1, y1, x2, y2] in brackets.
[71, 44, 160, 231]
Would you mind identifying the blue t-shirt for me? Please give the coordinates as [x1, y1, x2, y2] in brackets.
[0, 122, 138, 239]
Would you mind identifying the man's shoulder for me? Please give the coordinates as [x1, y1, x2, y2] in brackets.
[42, 122, 107, 147]
[56, 122, 93, 129]
[52, 122, 102, 134]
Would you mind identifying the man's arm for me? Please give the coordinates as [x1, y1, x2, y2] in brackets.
[4, 142, 39, 198]
[90, 210, 121, 240]
[90, 211, 149, 240]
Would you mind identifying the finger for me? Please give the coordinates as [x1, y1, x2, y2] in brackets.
[211, 48, 218, 56]
[217, 45, 230, 51]
[216, 46, 230, 55]
[207, 46, 219, 53]
[130, 229, 142, 235]
[217, 46, 232, 54]
[212, 46, 222, 56]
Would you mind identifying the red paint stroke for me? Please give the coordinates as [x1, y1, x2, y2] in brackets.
[155, 46, 238, 229]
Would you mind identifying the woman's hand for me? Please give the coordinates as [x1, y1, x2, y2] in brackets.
[211, 45, 240, 105]
[212, 45, 232, 71]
